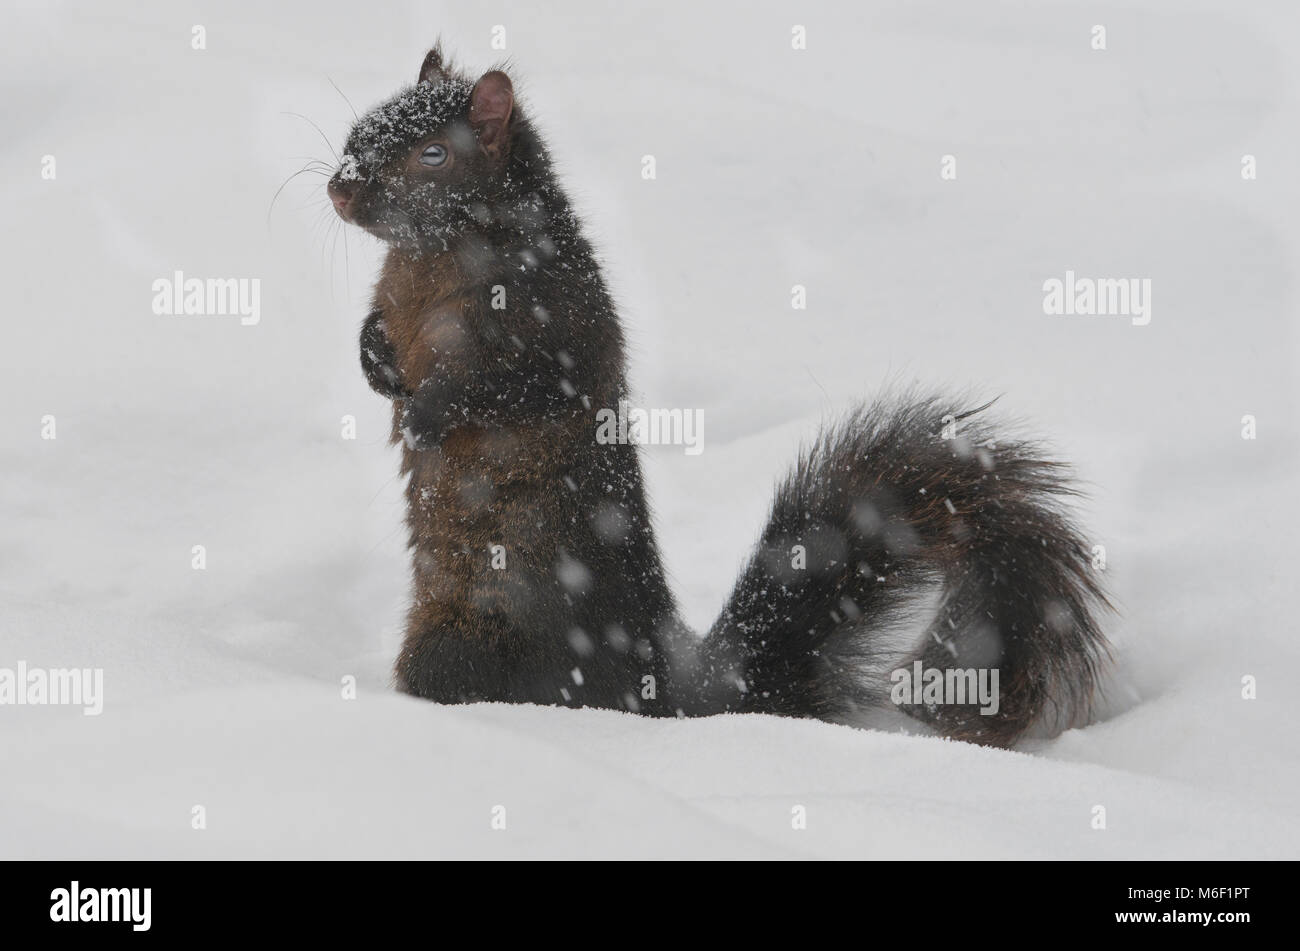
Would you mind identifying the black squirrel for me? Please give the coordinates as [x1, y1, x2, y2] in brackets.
[327, 45, 1110, 746]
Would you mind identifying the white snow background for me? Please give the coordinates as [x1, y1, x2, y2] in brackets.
[2, 0, 1298, 858]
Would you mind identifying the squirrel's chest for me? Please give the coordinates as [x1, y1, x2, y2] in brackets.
[375, 253, 476, 386]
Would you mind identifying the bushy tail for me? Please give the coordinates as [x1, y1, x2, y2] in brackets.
[700, 391, 1110, 746]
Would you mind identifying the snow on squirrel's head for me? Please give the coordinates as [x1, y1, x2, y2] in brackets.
[328, 44, 551, 250]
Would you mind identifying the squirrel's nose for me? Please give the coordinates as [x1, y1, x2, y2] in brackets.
[327, 177, 355, 219]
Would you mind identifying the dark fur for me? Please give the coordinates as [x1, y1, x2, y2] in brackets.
[702, 396, 1110, 745]
[327, 46, 1110, 745]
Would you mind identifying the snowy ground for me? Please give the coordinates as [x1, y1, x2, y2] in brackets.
[2, 0, 1298, 858]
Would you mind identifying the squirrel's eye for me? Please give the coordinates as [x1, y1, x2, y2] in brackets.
[419, 144, 449, 167]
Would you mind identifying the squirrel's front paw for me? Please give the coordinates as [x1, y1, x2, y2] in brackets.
[360, 310, 408, 399]
[399, 376, 468, 449]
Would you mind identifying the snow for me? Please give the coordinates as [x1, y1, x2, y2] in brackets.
[2, 0, 1298, 858]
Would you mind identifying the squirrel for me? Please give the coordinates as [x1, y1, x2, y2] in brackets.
[326, 45, 1110, 746]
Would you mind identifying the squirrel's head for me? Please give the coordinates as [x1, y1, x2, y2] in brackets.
[328, 45, 526, 249]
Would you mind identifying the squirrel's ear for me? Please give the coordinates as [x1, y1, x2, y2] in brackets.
[469, 71, 514, 160]
[418, 44, 447, 85]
